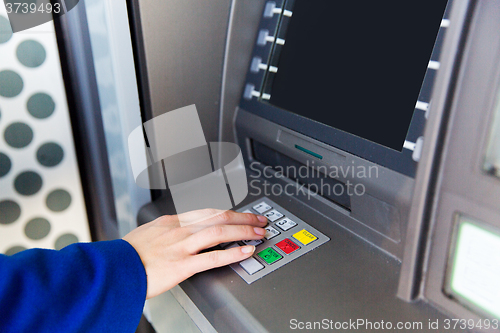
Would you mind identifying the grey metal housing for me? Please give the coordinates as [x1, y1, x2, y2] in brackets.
[131, 0, 500, 331]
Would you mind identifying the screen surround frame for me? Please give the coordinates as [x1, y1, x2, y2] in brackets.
[421, 0, 500, 324]
[240, 98, 418, 177]
[239, 0, 452, 178]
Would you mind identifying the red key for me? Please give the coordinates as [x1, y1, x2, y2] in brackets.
[275, 238, 300, 254]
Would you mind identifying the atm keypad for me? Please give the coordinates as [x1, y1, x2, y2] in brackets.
[264, 209, 284, 222]
[242, 239, 264, 246]
[239, 257, 264, 275]
[264, 226, 280, 240]
[257, 247, 283, 265]
[252, 202, 272, 214]
[293, 229, 318, 246]
[275, 217, 297, 231]
[228, 198, 330, 283]
[226, 243, 240, 250]
[275, 238, 300, 255]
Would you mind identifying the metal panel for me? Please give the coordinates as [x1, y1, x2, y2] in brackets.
[397, 0, 474, 301]
[84, 0, 151, 236]
[424, 0, 500, 326]
[54, 3, 119, 240]
[131, 0, 232, 143]
[0, 9, 91, 252]
[138, 186, 463, 333]
[219, 0, 266, 143]
[235, 109, 414, 260]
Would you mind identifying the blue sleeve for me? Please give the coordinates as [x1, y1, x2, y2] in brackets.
[0, 239, 147, 333]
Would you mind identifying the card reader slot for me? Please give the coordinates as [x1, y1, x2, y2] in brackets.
[252, 140, 351, 211]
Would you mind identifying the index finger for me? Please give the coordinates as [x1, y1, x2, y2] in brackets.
[179, 209, 267, 230]
[177, 208, 225, 225]
[182, 224, 265, 254]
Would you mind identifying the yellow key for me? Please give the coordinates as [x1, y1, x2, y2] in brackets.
[292, 229, 317, 245]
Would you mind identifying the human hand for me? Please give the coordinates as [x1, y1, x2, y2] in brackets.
[123, 209, 267, 299]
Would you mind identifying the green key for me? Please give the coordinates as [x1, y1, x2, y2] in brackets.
[257, 247, 283, 265]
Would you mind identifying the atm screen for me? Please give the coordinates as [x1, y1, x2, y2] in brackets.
[267, 0, 448, 151]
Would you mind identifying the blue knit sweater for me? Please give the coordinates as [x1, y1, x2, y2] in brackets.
[0, 239, 147, 332]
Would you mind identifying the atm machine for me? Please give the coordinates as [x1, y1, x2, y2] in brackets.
[129, 0, 500, 331]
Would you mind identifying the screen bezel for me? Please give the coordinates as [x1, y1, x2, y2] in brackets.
[240, 98, 418, 177]
[238, 0, 451, 178]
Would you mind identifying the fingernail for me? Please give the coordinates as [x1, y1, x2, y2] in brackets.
[257, 215, 268, 223]
[254, 227, 266, 235]
[241, 245, 255, 254]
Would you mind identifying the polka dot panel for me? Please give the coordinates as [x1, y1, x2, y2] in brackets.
[0, 200, 21, 225]
[37, 142, 64, 167]
[17, 40, 46, 68]
[25, 217, 51, 240]
[27, 93, 55, 119]
[14, 170, 43, 196]
[0, 152, 12, 177]
[4, 122, 33, 148]
[55, 233, 79, 250]
[0, 15, 13, 44]
[0, 70, 24, 97]
[0, 12, 91, 254]
[5, 245, 27, 256]
[46, 189, 72, 212]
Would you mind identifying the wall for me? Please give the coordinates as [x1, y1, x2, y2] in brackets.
[0, 8, 91, 254]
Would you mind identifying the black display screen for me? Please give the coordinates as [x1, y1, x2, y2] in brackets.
[268, 0, 448, 151]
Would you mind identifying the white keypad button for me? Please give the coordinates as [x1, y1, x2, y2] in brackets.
[239, 257, 264, 275]
[242, 209, 253, 214]
[275, 217, 298, 231]
[242, 239, 264, 246]
[264, 226, 280, 240]
[264, 209, 284, 222]
[253, 202, 272, 214]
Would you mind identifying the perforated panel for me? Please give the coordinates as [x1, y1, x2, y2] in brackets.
[0, 11, 91, 254]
